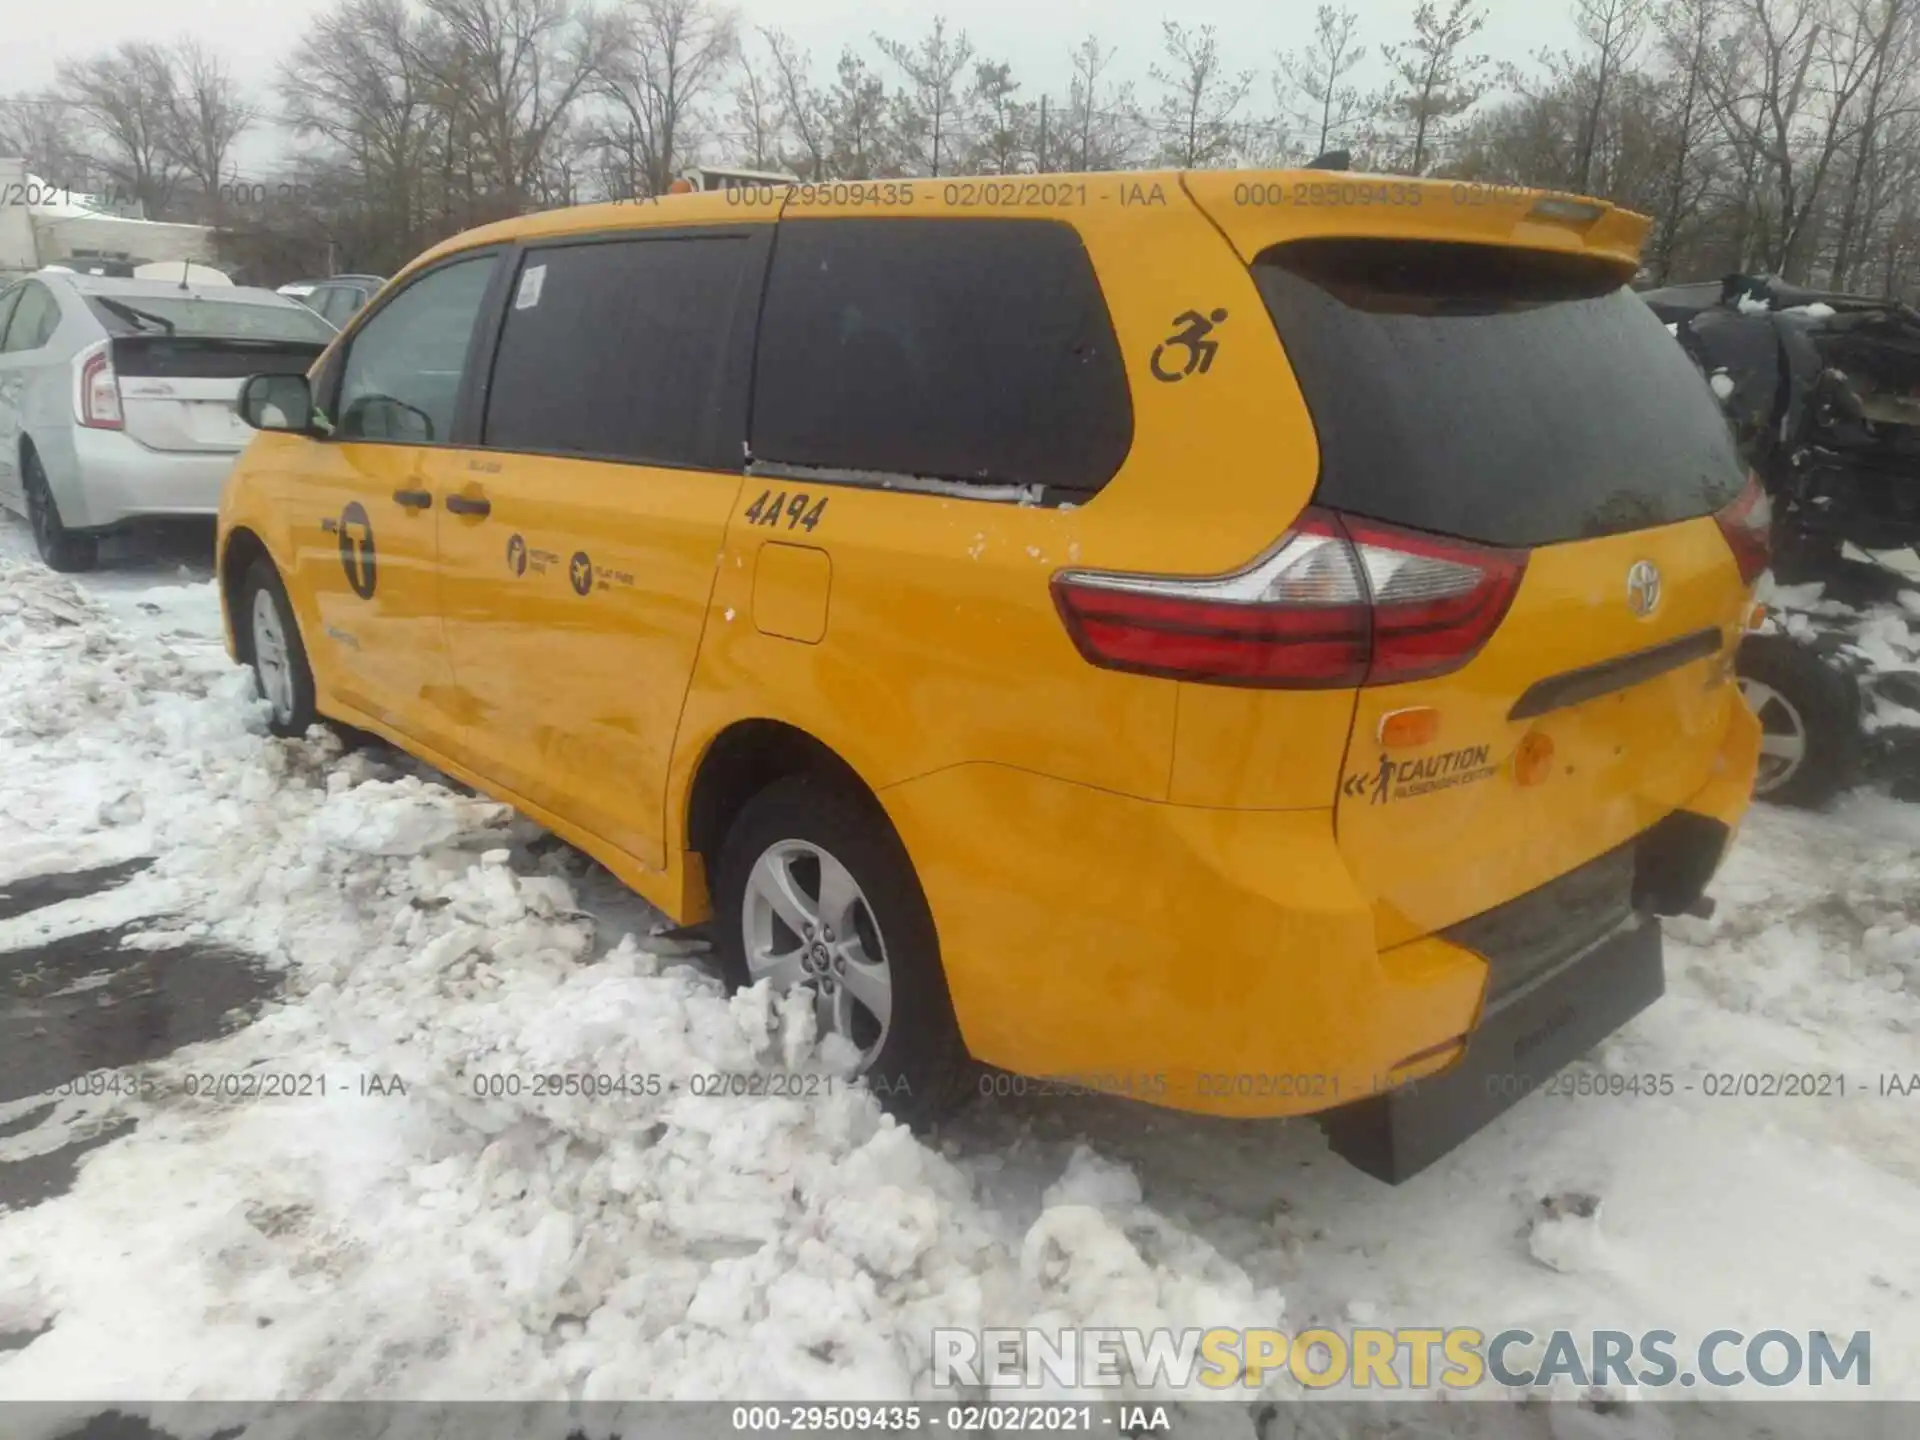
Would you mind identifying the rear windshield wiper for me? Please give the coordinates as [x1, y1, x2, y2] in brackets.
[93, 297, 177, 335]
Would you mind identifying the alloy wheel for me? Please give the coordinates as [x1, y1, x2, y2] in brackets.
[1740, 676, 1809, 795]
[741, 838, 893, 1064]
[250, 588, 297, 726]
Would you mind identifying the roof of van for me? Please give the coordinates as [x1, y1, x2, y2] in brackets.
[402, 168, 1650, 284]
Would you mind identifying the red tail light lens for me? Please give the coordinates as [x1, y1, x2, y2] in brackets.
[1052, 509, 1526, 689]
[78, 346, 124, 430]
[1715, 472, 1771, 585]
[1341, 517, 1525, 684]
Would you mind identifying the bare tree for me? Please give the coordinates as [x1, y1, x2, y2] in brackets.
[1149, 21, 1254, 168]
[1645, 0, 1725, 279]
[1060, 35, 1142, 171]
[877, 16, 975, 177]
[758, 28, 830, 180]
[1829, 0, 1916, 286]
[1702, 0, 1889, 276]
[1280, 5, 1370, 159]
[1382, 0, 1491, 174]
[421, 0, 614, 212]
[162, 39, 257, 222]
[823, 47, 894, 179]
[0, 96, 89, 186]
[967, 61, 1034, 174]
[283, 0, 451, 257]
[57, 41, 183, 216]
[729, 33, 783, 170]
[592, 0, 736, 196]
[1571, 0, 1650, 191]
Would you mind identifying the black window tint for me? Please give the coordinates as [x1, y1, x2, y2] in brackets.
[1253, 239, 1746, 547]
[336, 255, 495, 443]
[483, 236, 755, 470]
[752, 218, 1132, 496]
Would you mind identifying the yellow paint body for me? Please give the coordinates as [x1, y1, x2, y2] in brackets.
[219, 171, 1760, 1118]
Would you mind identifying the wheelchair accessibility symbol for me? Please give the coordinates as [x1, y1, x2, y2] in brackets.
[1150, 308, 1228, 383]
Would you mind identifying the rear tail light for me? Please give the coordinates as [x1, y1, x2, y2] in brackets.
[1051, 508, 1526, 689]
[1715, 472, 1771, 585]
[76, 344, 123, 430]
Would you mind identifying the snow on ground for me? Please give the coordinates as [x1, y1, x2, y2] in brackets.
[1, 524, 1919, 1419]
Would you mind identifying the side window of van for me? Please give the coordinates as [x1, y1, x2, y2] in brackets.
[336, 256, 496, 443]
[750, 218, 1133, 498]
[481, 235, 757, 471]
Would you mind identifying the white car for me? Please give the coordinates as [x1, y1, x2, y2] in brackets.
[0, 271, 335, 571]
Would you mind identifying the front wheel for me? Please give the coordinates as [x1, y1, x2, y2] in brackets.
[239, 559, 318, 738]
[713, 773, 972, 1126]
[1736, 633, 1860, 808]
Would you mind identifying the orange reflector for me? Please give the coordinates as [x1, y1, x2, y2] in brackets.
[668, 178, 694, 194]
[1514, 731, 1555, 786]
[1747, 602, 1769, 631]
[1377, 707, 1441, 750]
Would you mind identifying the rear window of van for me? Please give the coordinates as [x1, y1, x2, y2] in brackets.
[1254, 239, 1746, 547]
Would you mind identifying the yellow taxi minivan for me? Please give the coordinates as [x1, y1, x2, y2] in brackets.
[218, 170, 1767, 1181]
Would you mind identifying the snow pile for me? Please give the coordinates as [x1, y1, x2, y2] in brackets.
[0, 559, 1285, 1403]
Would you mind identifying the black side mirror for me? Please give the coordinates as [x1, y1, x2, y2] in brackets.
[238, 372, 316, 434]
[339, 393, 435, 443]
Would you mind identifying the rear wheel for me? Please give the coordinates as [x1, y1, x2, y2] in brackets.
[22, 449, 97, 573]
[1736, 634, 1860, 808]
[240, 559, 317, 738]
[713, 772, 972, 1126]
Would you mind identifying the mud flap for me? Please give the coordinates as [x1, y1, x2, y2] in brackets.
[1316, 913, 1664, 1183]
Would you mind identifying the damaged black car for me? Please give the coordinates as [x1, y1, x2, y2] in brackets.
[1641, 273, 1920, 574]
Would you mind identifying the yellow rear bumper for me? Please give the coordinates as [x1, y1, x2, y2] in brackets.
[880, 700, 1757, 1120]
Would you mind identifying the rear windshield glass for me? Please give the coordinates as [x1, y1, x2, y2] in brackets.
[84, 295, 336, 344]
[1254, 239, 1746, 547]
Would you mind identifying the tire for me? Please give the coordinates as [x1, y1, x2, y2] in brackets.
[239, 558, 318, 738]
[713, 772, 972, 1127]
[1736, 633, 1861, 808]
[22, 448, 98, 573]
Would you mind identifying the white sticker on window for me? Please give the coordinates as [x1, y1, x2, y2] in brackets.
[515, 265, 547, 310]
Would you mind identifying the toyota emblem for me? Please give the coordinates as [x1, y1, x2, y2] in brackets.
[1626, 560, 1662, 617]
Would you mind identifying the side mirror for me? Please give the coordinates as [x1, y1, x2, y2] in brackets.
[238, 372, 316, 434]
[339, 394, 435, 443]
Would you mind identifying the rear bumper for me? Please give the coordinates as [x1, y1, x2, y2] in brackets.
[46, 426, 240, 530]
[880, 700, 1757, 1159]
[1318, 910, 1665, 1182]
[880, 762, 1487, 1119]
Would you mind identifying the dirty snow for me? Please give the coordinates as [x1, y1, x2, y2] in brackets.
[1, 532, 1918, 1413]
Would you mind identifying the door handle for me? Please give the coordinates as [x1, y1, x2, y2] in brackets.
[445, 493, 492, 518]
[392, 488, 433, 509]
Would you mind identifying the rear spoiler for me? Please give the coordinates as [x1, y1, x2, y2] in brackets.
[107, 332, 327, 378]
[1180, 170, 1650, 274]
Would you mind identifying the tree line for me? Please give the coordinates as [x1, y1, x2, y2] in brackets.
[1, 0, 1916, 300]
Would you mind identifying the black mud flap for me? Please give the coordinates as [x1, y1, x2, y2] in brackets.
[1316, 914, 1664, 1184]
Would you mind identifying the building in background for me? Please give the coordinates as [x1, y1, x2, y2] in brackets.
[0, 158, 216, 280]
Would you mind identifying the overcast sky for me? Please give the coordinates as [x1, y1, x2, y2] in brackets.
[5, 0, 1583, 176]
